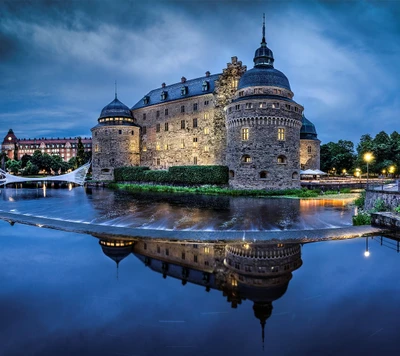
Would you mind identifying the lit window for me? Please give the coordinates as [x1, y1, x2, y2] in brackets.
[156, 142, 161, 151]
[193, 137, 198, 147]
[142, 145, 147, 152]
[241, 128, 249, 141]
[245, 103, 253, 109]
[277, 155, 287, 164]
[204, 112, 209, 120]
[278, 128, 285, 141]
[232, 78, 238, 89]
[165, 122, 169, 131]
[242, 155, 251, 163]
[164, 143, 169, 150]
[204, 127, 209, 134]
[180, 139, 185, 148]
[272, 103, 279, 109]
[193, 118, 198, 128]
[95, 144, 99, 152]
[204, 146, 209, 152]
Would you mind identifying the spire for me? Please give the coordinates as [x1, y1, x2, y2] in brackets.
[261, 13, 266, 46]
[115, 80, 117, 99]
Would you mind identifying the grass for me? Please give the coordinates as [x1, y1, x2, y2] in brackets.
[108, 182, 359, 200]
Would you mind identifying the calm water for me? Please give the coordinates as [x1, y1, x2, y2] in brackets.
[0, 187, 399, 355]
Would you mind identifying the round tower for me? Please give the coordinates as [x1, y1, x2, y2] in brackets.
[91, 92, 140, 181]
[300, 114, 321, 170]
[225, 17, 303, 189]
[1, 129, 18, 160]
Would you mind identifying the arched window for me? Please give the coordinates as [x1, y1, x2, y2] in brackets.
[259, 171, 268, 179]
[229, 170, 235, 178]
[241, 155, 251, 163]
[292, 172, 299, 179]
[277, 155, 287, 164]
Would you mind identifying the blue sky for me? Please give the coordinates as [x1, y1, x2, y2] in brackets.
[0, 0, 399, 145]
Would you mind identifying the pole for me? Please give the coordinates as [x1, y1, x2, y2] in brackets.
[366, 162, 369, 190]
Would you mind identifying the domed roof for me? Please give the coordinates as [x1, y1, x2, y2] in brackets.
[300, 115, 318, 140]
[238, 17, 290, 91]
[99, 95, 133, 119]
[238, 67, 291, 91]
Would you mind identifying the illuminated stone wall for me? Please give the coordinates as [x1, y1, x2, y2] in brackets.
[91, 125, 140, 181]
[300, 139, 320, 170]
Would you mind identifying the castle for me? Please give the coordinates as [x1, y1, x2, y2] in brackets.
[91, 18, 320, 189]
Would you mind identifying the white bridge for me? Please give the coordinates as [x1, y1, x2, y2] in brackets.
[0, 161, 91, 186]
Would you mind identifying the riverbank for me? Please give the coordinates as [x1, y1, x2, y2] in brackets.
[107, 182, 360, 200]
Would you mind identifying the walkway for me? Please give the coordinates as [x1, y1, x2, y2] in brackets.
[0, 211, 385, 243]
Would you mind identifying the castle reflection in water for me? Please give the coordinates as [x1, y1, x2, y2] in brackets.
[95, 235, 303, 344]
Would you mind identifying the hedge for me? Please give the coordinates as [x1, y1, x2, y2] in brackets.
[113, 165, 229, 185]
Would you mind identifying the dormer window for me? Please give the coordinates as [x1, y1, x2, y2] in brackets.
[161, 91, 167, 100]
[181, 86, 188, 96]
[202, 81, 209, 92]
[143, 96, 149, 105]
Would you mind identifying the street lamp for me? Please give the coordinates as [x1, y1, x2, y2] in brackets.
[363, 152, 373, 189]
[389, 165, 395, 177]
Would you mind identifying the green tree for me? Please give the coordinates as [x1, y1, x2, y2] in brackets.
[20, 154, 32, 168]
[320, 140, 356, 174]
[76, 137, 85, 167]
[6, 159, 21, 174]
[41, 153, 53, 174]
[68, 156, 78, 170]
[21, 161, 39, 176]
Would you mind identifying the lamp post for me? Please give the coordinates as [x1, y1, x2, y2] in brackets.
[363, 152, 373, 190]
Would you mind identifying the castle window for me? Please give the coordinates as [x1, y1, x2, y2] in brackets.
[193, 118, 198, 128]
[228, 107, 232, 113]
[204, 127, 209, 135]
[193, 156, 198, 165]
[229, 170, 235, 178]
[181, 120, 186, 129]
[142, 126, 147, 135]
[204, 112, 209, 120]
[285, 104, 291, 110]
[165, 122, 169, 131]
[118, 130, 122, 134]
[277, 155, 287, 164]
[235, 104, 240, 110]
[239, 91, 244, 97]
[278, 128, 285, 141]
[193, 103, 198, 111]
[241, 128, 249, 141]
[204, 261, 209, 266]
[164, 144, 169, 150]
[161, 91, 167, 100]
[295, 107, 298, 112]
[274, 89, 278, 94]
[181, 86, 188, 96]
[259, 171, 268, 179]
[143, 113, 146, 120]
[204, 145, 209, 152]
[245, 103, 253, 109]
[142, 145, 147, 152]
[144, 243, 147, 250]
[165, 248, 169, 256]
[308, 145, 312, 154]
[292, 172, 299, 179]
[143, 96, 149, 104]
[202, 81, 209, 92]
[272, 103, 279, 109]
[259, 102, 266, 108]
[156, 124, 160, 132]
[241, 155, 251, 163]
[156, 110, 160, 118]
[165, 108, 168, 115]
[181, 139, 185, 148]
[194, 255, 198, 263]
[156, 158, 161, 165]
[181, 105, 185, 113]
[95, 132, 97, 137]
[182, 252, 185, 260]
[204, 100, 209, 106]
[254, 88, 263, 94]
[95, 144, 99, 152]
[157, 246, 160, 254]
[232, 78, 238, 90]
[193, 137, 198, 147]
[156, 142, 161, 151]
[131, 130, 134, 135]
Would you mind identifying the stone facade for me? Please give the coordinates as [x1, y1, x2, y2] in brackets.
[300, 138, 320, 170]
[365, 189, 400, 211]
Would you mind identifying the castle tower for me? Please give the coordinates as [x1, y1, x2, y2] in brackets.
[91, 91, 140, 180]
[225, 17, 303, 189]
[1, 129, 18, 160]
[300, 114, 321, 170]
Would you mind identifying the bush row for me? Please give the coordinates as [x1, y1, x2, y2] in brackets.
[113, 165, 229, 185]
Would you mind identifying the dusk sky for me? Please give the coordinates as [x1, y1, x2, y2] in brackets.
[1, 0, 399, 146]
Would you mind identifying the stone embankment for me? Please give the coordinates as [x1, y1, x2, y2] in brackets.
[371, 212, 400, 231]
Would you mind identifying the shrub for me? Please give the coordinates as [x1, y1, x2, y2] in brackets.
[297, 189, 319, 198]
[340, 188, 352, 194]
[352, 210, 371, 226]
[354, 191, 366, 208]
[371, 198, 387, 212]
[394, 206, 400, 213]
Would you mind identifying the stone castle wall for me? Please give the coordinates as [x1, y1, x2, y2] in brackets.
[91, 125, 140, 180]
[300, 139, 320, 170]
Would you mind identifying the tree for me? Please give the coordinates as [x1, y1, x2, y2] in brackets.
[6, 160, 21, 174]
[20, 154, 32, 168]
[68, 156, 78, 170]
[50, 155, 63, 174]
[320, 140, 356, 174]
[76, 137, 85, 167]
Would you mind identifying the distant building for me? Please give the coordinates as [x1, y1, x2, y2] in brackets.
[0, 129, 92, 161]
[92, 17, 320, 189]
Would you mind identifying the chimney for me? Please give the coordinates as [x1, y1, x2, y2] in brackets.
[205, 71, 210, 77]
[181, 76, 186, 83]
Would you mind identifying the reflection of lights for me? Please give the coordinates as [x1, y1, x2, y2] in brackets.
[36, 224, 44, 228]
[364, 251, 370, 257]
[8, 197, 14, 202]
[364, 237, 370, 257]
[243, 243, 250, 250]
[43, 184, 46, 197]
[68, 183, 72, 191]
